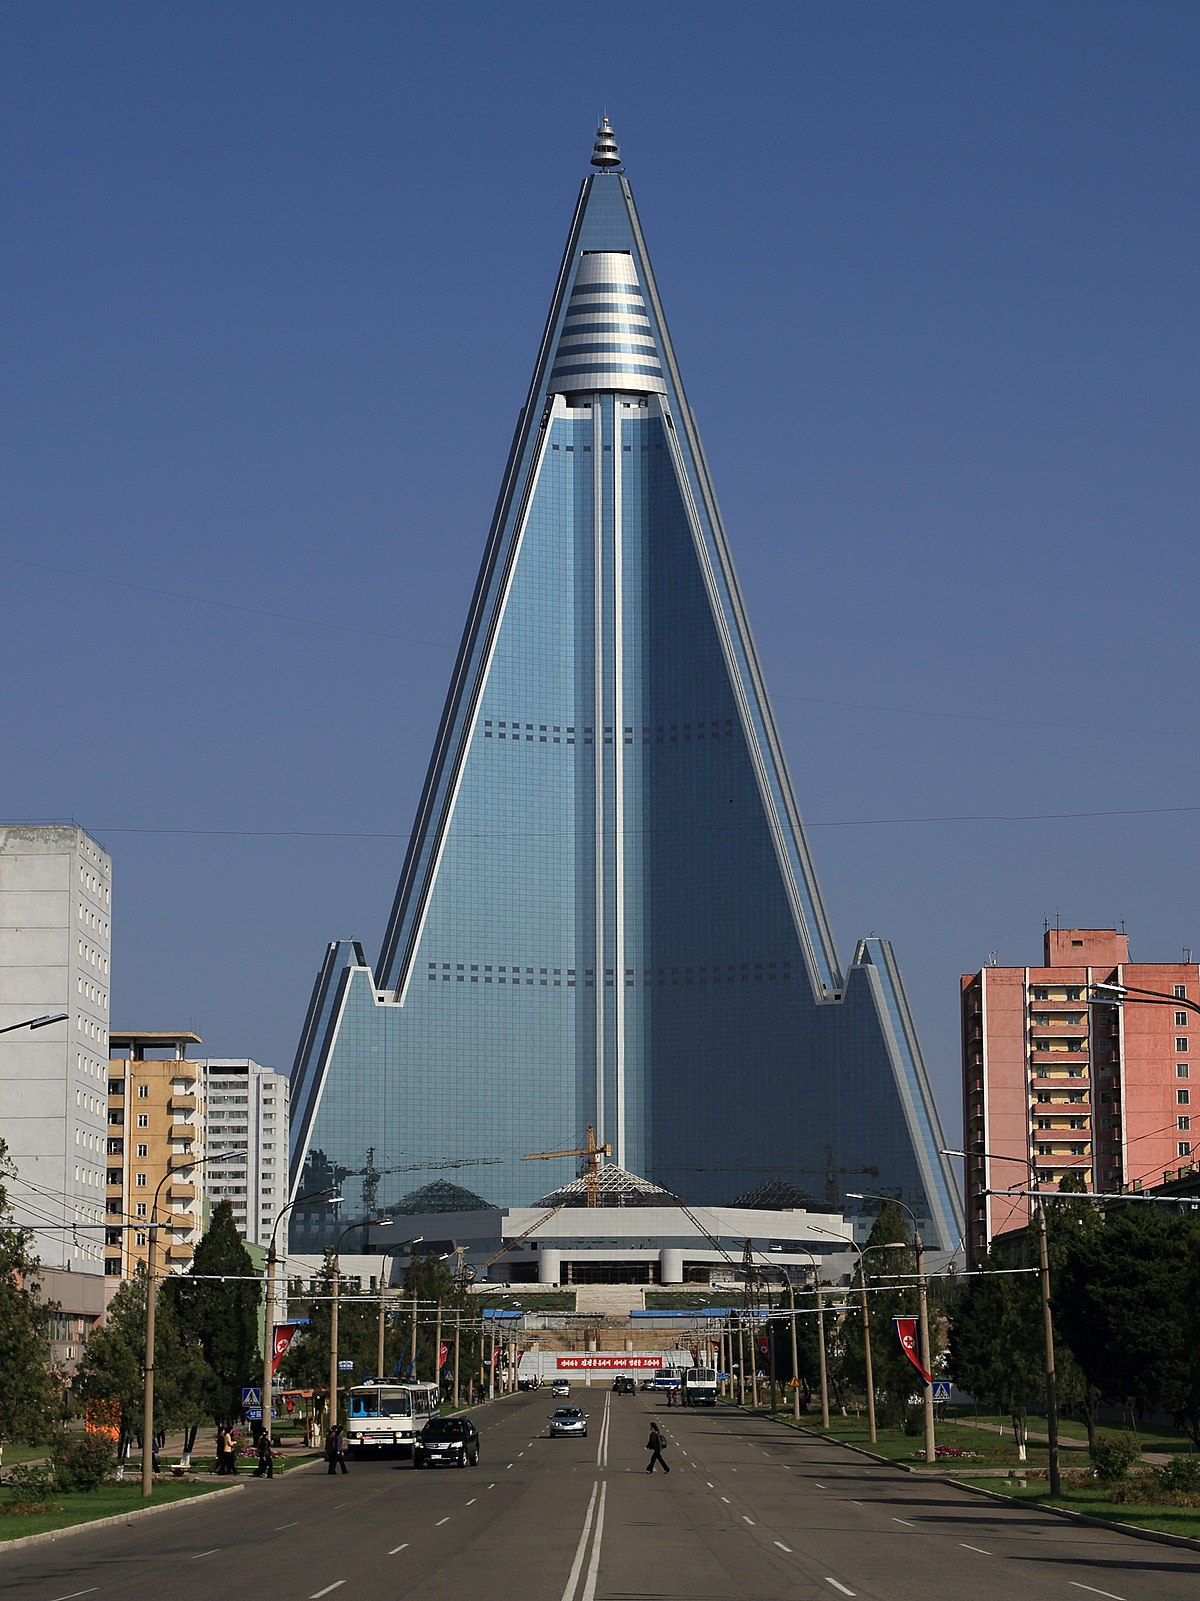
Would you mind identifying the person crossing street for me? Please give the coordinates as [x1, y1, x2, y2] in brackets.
[645, 1419, 670, 1473]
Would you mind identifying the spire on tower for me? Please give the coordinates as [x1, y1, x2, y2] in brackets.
[590, 116, 621, 169]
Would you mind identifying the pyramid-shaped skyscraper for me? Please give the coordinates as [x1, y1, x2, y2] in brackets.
[289, 122, 963, 1253]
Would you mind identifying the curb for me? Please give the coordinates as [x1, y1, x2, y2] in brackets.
[0, 1481, 245, 1554]
[733, 1403, 1200, 1554]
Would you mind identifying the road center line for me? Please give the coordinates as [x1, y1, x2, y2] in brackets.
[825, 1581, 856, 1598]
[191, 1549, 220, 1560]
[774, 1541, 793, 1553]
[51, 1591, 98, 1600]
[959, 1544, 990, 1555]
[580, 1481, 607, 1601]
[1070, 1586, 1127, 1601]
[310, 1585, 346, 1600]
[388, 1544, 408, 1555]
[559, 1480, 600, 1601]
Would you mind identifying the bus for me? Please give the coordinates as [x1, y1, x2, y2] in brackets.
[344, 1381, 441, 1456]
[681, 1367, 718, 1407]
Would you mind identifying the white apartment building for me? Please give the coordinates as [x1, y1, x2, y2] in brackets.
[0, 824, 110, 1274]
[200, 1059, 290, 1250]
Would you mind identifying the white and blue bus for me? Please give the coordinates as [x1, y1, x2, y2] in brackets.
[681, 1367, 718, 1407]
[344, 1381, 441, 1456]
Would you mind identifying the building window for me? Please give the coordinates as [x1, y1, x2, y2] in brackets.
[1178, 1117, 1191, 1132]
[1177, 1011, 1190, 1027]
[137, 1084, 149, 1099]
[136, 1173, 147, 1187]
[135, 1232, 147, 1246]
[1178, 1089, 1191, 1106]
[136, 1203, 147, 1217]
[136, 1143, 148, 1157]
[1175, 985, 1187, 999]
[1178, 1064, 1191, 1079]
[1178, 1142, 1192, 1157]
[1177, 1039, 1189, 1053]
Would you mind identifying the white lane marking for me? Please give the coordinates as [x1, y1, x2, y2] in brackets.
[311, 1586, 346, 1600]
[51, 1591, 99, 1601]
[559, 1480, 600, 1601]
[849, 1500, 863, 1505]
[960, 1543, 991, 1555]
[488, 1482, 496, 1488]
[436, 1516, 450, 1525]
[825, 1582, 856, 1598]
[721, 1495, 731, 1503]
[388, 1543, 409, 1554]
[1070, 1587, 1127, 1601]
[774, 1541, 793, 1553]
[892, 1517, 916, 1527]
[814, 1481, 826, 1488]
[466, 1497, 477, 1505]
[276, 1520, 300, 1529]
[506, 1462, 513, 1469]
[580, 1481, 607, 1601]
[742, 1515, 756, 1525]
[706, 1481, 714, 1488]
[191, 1550, 220, 1560]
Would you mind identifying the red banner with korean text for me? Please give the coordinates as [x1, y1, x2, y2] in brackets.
[892, 1316, 930, 1385]
[439, 1342, 449, 1371]
[271, 1323, 300, 1375]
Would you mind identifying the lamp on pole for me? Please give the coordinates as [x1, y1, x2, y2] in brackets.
[141, 1146, 247, 1497]
[944, 1144, 1062, 1495]
[0, 1011, 69, 1035]
[376, 1237, 421, 1381]
[848, 1193, 935, 1468]
[328, 1218, 393, 1428]
[805, 1221, 908, 1444]
[261, 1186, 341, 1450]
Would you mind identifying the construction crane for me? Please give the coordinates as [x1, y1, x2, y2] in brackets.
[458, 1204, 567, 1283]
[340, 1149, 502, 1218]
[522, 1124, 612, 1208]
[655, 1147, 878, 1207]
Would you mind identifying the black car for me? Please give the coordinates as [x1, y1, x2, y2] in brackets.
[612, 1375, 636, 1394]
[412, 1416, 480, 1469]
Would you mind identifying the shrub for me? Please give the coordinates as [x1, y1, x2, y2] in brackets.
[1155, 1454, 1200, 1495]
[1089, 1430, 1141, 1483]
[50, 1430, 116, 1492]
[4, 1462, 58, 1503]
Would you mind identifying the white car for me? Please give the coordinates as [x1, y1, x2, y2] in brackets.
[551, 1379, 571, 1397]
[548, 1406, 588, 1437]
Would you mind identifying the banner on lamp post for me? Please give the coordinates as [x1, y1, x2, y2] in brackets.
[892, 1316, 930, 1385]
[438, 1341, 449, 1371]
[271, 1323, 300, 1375]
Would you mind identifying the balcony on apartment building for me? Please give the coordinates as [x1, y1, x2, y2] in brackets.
[168, 1092, 197, 1113]
[168, 1181, 196, 1202]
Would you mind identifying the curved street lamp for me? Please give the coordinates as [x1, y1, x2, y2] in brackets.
[848, 1192, 936, 1468]
[142, 1146, 247, 1497]
[0, 1011, 69, 1036]
[260, 1186, 342, 1445]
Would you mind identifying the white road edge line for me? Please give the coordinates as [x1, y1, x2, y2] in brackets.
[1070, 1586, 1127, 1601]
[825, 1581, 856, 1597]
[960, 1544, 990, 1555]
[191, 1550, 220, 1560]
[559, 1480, 600, 1601]
[774, 1542, 793, 1553]
[310, 1585, 346, 1600]
[388, 1543, 409, 1555]
[892, 1517, 916, 1527]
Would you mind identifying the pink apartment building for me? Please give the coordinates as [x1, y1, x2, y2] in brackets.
[961, 928, 1198, 1262]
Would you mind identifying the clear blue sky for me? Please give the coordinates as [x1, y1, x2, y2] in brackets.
[3, 3, 1197, 1143]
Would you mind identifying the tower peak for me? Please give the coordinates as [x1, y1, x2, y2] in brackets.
[590, 116, 621, 170]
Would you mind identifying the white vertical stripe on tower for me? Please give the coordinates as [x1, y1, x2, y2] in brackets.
[612, 404, 625, 1169]
[592, 397, 606, 1147]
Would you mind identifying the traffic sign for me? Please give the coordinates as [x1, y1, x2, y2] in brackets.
[241, 1386, 262, 1408]
[931, 1380, 952, 1403]
[338, 1359, 354, 1371]
[244, 1407, 262, 1421]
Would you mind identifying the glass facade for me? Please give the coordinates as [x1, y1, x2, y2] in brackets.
[289, 154, 964, 1253]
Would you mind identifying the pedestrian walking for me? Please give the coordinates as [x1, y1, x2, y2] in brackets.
[645, 1420, 669, 1473]
[253, 1429, 274, 1479]
[325, 1423, 349, 1475]
[215, 1425, 231, 1475]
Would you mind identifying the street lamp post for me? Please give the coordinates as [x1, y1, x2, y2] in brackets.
[261, 1187, 341, 1451]
[792, 1251, 831, 1430]
[375, 1237, 421, 1381]
[849, 1193, 935, 1468]
[945, 1143, 1064, 1494]
[142, 1147, 247, 1497]
[328, 1218, 392, 1429]
[0, 1011, 69, 1036]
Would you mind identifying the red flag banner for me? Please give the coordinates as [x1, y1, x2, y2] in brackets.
[756, 1335, 770, 1362]
[892, 1316, 930, 1385]
[271, 1323, 300, 1375]
[439, 1341, 450, 1371]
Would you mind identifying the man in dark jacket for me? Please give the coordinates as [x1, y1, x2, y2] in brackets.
[325, 1424, 349, 1475]
[253, 1429, 274, 1478]
[645, 1420, 669, 1473]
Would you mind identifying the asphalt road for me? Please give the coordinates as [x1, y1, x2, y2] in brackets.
[3, 1391, 1199, 1601]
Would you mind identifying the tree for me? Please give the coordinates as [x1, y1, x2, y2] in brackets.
[166, 1200, 262, 1427]
[843, 1202, 922, 1428]
[0, 1140, 58, 1443]
[949, 1255, 1043, 1459]
[74, 1270, 210, 1458]
[1054, 1204, 1200, 1446]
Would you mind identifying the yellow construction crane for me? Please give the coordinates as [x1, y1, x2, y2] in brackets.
[522, 1124, 612, 1207]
